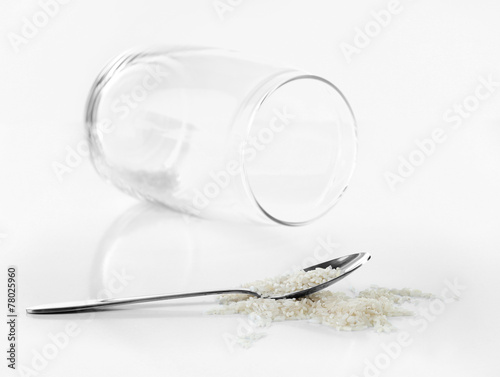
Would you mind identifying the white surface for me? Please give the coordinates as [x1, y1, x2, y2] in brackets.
[1, 0, 500, 376]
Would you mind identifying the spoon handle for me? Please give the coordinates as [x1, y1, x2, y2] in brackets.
[26, 289, 259, 315]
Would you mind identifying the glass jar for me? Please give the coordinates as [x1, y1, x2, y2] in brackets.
[85, 46, 357, 225]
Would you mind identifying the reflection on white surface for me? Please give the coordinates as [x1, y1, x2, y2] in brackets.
[89, 204, 195, 298]
[89, 203, 330, 300]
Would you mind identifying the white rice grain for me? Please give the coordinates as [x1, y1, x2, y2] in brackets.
[209, 267, 433, 333]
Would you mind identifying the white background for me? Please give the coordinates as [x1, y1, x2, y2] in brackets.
[1, 0, 500, 376]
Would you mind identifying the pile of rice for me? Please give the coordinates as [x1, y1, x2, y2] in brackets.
[225, 265, 343, 298]
[209, 266, 434, 333]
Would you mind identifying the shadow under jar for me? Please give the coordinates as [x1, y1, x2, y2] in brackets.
[85, 46, 357, 226]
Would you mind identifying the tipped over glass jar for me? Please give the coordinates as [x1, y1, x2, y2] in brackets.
[85, 46, 357, 226]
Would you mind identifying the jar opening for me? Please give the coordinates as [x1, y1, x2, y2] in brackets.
[241, 75, 357, 226]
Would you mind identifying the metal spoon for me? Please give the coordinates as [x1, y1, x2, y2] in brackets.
[26, 252, 371, 315]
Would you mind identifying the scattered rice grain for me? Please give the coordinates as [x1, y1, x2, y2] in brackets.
[209, 266, 433, 333]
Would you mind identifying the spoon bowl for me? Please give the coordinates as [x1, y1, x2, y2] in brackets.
[275, 252, 371, 299]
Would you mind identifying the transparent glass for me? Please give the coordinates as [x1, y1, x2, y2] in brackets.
[85, 47, 357, 226]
